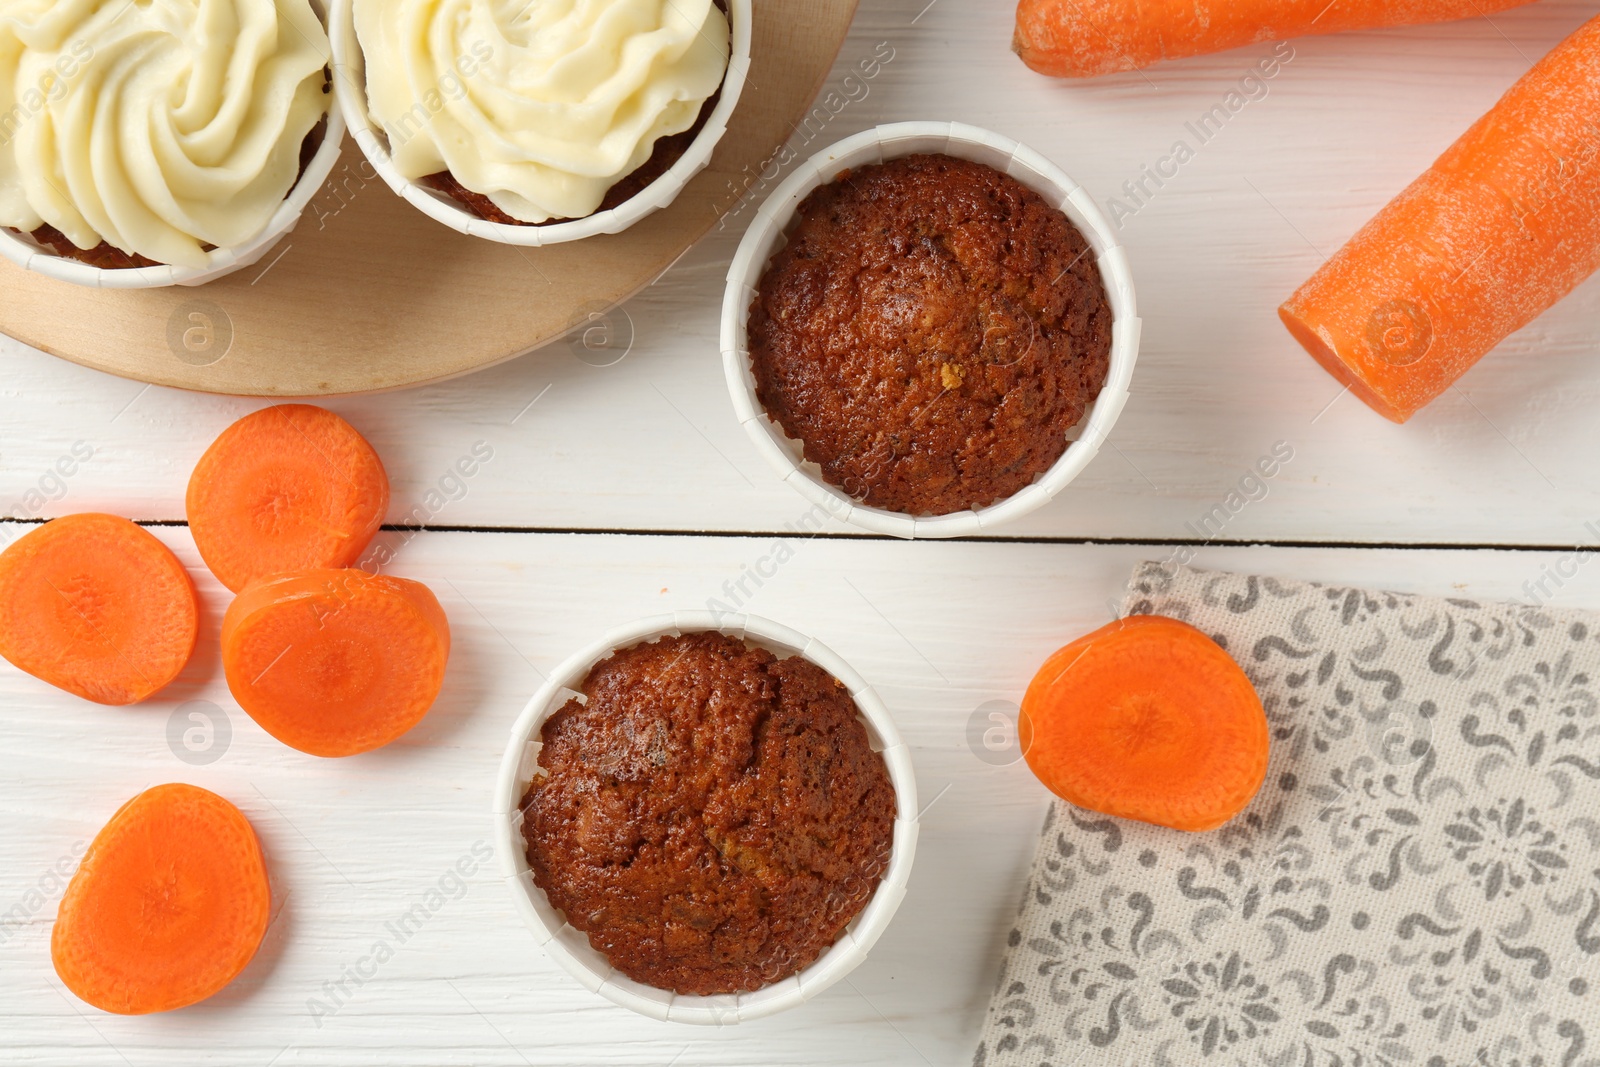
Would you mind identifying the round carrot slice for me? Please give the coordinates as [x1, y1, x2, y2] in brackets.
[0, 513, 198, 705]
[221, 569, 450, 757]
[53, 783, 270, 1015]
[187, 405, 389, 593]
[1020, 615, 1269, 832]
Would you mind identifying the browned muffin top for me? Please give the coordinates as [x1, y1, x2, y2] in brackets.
[519, 631, 896, 996]
[748, 152, 1113, 516]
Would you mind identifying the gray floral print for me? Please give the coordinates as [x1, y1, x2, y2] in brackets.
[975, 564, 1600, 1067]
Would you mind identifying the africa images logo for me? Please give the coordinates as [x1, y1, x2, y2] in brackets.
[1365, 298, 1433, 367]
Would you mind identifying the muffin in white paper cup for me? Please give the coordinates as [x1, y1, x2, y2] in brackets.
[492, 611, 918, 1025]
[721, 121, 1141, 539]
[0, 1, 345, 290]
[330, 0, 752, 247]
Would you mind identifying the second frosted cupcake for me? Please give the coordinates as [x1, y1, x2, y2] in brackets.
[335, 0, 751, 244]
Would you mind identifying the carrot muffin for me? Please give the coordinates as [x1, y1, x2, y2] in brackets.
[748, 153, 1114, 516]
[355, 0, 730, 226]
[519, 631, 896, 996]
[0, 0, 332, 269]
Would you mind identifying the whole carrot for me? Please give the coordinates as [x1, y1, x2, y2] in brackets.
[1280, 15, 1600, 423]
[1015, 0, 1537, 78]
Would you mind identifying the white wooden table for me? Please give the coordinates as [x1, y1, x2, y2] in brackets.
[4, 2, 1600, 1063]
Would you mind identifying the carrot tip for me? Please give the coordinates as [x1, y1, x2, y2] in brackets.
[1279, 303, 1412, 424]
[1277, 13, 1600, 422]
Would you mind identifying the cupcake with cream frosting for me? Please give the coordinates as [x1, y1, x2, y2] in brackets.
[0, 0, 334, 274]
[351, 0, 733, 228]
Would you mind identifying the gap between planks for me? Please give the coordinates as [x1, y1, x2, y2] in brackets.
[0, 518, 1593, 555]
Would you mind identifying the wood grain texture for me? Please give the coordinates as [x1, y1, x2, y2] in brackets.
[7, 4, 1600, 1063]
[1, 529, 1596, 1065]
[0, 0, 857, 396]
[2, 0, 1598, 546]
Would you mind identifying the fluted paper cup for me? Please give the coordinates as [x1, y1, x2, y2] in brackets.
[721, 120, 1141, 538]
[492, 610, 918, 1025]
[330, 0, 752, 246]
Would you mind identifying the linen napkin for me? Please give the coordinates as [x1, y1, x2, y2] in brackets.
[975, 562, 1600, 1067]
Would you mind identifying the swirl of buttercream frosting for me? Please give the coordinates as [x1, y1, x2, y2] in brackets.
[355, 0, 729, 225]
[0, 0, 331, 268]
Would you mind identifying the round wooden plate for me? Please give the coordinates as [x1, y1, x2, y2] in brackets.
[0, 0, 858, 396]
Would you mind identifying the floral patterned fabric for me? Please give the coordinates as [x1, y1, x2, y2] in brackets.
[975, 563, 1600, 1067]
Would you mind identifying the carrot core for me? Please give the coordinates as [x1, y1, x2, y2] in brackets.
[1020, 615, 1269, 832]
[221, 569, 450, 757]
[52, 783, 270, 1014]
[0, 514, 197, 705]
[187, 405, 389, 592]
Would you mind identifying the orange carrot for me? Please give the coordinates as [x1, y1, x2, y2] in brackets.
[1281, 15, 1600, 423]
[1015, 0, 1536, 78]
[187, 405, 389, 593]
[53, 783, 270, 1014]
[221, 569, 450, 757]
[0, 514, 197, 705]
[1019, 615, 1268, 832]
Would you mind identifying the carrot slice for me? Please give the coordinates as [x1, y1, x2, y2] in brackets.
[187, 405, 389, 593]
[52, 784, 270, 1014]
[1014, 0, 1536, 78]
[1020, 615, 1268, 832]
[221, 569, 450, 757]
[1280, 14, 1600, 423]
[0, 513, 197, 705]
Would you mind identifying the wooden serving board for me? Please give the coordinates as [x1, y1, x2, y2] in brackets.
[0, 0, 858, 396]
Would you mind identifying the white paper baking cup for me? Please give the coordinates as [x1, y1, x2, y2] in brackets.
[492, 611, 918, 1025]
[0, 15, 346, 289]
[330, 0, 751, 246]
[721, 121, 1141, 538]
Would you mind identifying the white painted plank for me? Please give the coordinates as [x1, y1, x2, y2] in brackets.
[8, 4, 1600, 1063]
[4, 0, 1600, 543]
[3, 528, 1600, 1065]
